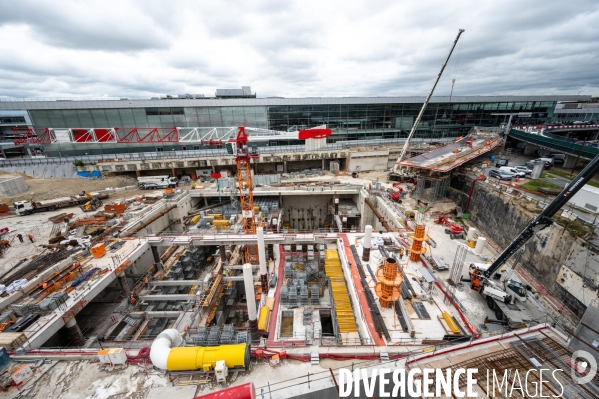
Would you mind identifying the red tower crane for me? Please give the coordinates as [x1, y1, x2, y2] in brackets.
[227, 127, 260, 264]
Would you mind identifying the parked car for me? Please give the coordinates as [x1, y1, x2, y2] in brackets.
[489, 169, 512, 181]
[532, 158, 553, 169]
[514, 166, 532, 176]
[495, 159, 509, 167]
[499, 166, 526, 178]
[550, 153, 566, 164]
[524, 160, 543, 169]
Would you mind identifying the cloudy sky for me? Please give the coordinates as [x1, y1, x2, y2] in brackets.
[1, 0, 598, 99]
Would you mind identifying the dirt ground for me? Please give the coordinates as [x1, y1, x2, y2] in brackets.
[0, 171, 143, 203]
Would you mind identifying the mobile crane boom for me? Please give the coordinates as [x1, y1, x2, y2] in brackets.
[390, 29, 464, 180]
[482, 152, 599, 279]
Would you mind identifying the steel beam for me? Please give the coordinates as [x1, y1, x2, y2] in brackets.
[149, 280, 203, 286]
[129, 311, 182, 318]
[139, 294, 197, 301]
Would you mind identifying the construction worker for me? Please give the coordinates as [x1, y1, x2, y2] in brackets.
[1, 239, 9, 248]
[144, 278, 149, 288]
[28, 233, 34, 243]
[16, 234, 24, 243]
[399, 247, 405, 259]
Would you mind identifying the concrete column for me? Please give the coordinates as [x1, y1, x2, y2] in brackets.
[171, 167, 176, 178]
[242, 263, 259, 341]
[334, 198, 339, 215]
[118, 274, 131, 297]
[136, 170, 141, 177]
[322, 158, 325, 170]
[283, 160, 287, 173]
[563, 154, 578, 169]
[64, 318, 85, 346]
[342, 217, 347, 232]
[362, 224, 372, 262]
[257, 227, 268, 295]
[204, 197, 209, 207]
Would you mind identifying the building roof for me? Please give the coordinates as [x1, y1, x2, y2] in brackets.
[0, 95, 591, 111]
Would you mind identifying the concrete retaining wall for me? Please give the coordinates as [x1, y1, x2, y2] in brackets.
[2, 163, 78, 179]
[0, 176, 28, 197]
[447, 173, 591, 319]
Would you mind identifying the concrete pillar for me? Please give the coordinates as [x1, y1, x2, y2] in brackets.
[563, 154, 578, 169]
[242, 263, 259, 341]
[118, 274, 131, 297]
[257, 227, 268, 295]
[322, 158, 325, 170]
[362, 224, 372, 262]
[136, 170, 141, 177]
[283, 160, 287, 173]
[171, 167, 176, 178]
[204, 197, 209, 207]
[342, 217, 347, 232]
[334, 198, 339, 215]
[64, 318, 85, 346]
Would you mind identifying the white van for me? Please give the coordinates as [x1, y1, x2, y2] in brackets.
[499, 166, 525, 177]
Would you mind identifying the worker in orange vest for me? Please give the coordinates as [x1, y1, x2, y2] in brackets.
[399, 247, 405, 259]
[144, 278, 149, 288]
[28, 233, 34, 243]
[1, 239, 9, 248]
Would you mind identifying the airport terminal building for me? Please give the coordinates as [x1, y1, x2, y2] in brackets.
[0, 92, 590, 157]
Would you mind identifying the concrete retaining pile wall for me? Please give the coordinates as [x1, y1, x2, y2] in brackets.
[0, 176, 28, 197]
[1, 163, 78, 178]
[447, 173, 590, 318]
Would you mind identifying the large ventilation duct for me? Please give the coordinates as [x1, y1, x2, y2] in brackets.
[149, 328, 250, 371]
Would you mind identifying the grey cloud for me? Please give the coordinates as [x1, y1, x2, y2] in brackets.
[0, 1, 170, 52]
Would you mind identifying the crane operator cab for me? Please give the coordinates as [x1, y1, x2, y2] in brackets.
[505, 280, 528, 302]
[468, 263, 529, 303]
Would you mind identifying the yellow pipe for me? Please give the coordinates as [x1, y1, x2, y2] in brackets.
[166, 344, 249, 372]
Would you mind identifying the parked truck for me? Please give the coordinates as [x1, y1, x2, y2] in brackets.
[137, 175, 178, 190]
[13, 192, 109, 216]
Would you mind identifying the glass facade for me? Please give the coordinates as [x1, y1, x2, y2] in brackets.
[29, 106, 269, 130]
[28, 100, 556, 144]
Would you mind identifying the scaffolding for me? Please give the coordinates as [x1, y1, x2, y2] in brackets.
[446, 244, 468, 305]
[413, 174, 450, 202]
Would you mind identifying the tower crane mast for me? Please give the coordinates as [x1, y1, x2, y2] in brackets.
[228, 127, 260, 264]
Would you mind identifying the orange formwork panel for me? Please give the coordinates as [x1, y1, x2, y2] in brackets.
[374, 258, 404, 308]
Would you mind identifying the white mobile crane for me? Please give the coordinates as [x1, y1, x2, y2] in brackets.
[388, 29, 465, 181]
[466, 152, 599, 329]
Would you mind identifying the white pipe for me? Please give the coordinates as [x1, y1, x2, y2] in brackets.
[364, 224, 372, 249]
[149, 328, 182, 370]
[474, 237, 487, 255]
[242, 263, 257, 321]
[467, 227, 477, 241]
[257, 227, 267, 275]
